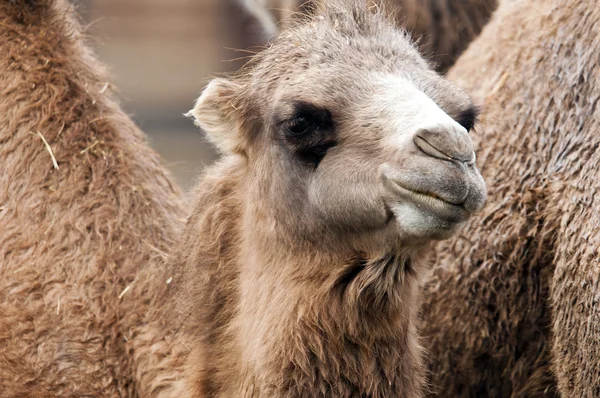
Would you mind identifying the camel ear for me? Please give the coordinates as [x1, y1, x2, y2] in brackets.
[186, 78, 244, 154]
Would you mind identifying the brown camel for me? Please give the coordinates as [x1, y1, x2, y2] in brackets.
[164, 0, 486, 396]
[0, 0, 487, 396]
[421, 0, 600, 396]
[241, 0, 498, 72]
[0, 1, 185, 396]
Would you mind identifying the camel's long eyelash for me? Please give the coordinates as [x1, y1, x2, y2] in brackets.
[292, 103, 332, 125]
[280, 102, 334, 140]
[455, 105, 480, 131]
[285, 114, 319, 137]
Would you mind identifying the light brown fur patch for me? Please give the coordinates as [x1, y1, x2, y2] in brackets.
[0, 1, 186, 396]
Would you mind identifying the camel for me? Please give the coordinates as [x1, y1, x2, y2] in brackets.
[241, 0, 498, 72]
[0, 0, 185, 396]
[164, 0, 486, 395]
[0, 0, 487, 396]
[420, 0, 600, 396]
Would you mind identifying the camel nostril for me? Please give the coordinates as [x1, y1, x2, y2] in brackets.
[414, 125, 475, 164]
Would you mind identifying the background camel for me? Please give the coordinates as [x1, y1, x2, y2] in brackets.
[0, 0, 185, 396]
[421, 0, 600, 396]
[167, 0, 486, 395]
[241, 0, 498, 72]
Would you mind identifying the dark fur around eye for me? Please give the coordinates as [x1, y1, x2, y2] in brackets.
[286, 115, 317, 136]
[455, 106, 480, 131]
[281, 102, 336, 167]
[297, 141, 337, 167]
[284, 102, 333, 139]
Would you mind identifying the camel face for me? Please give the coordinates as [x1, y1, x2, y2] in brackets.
[370, 74, 487, 240]
[191, 1, 486, 251]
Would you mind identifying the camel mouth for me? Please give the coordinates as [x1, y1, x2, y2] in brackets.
[381, 175, 470, 223]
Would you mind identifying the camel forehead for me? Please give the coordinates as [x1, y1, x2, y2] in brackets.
[242, 8, 473, 122]
[251, 18, 426, 89]
[294, 21, 422, 65]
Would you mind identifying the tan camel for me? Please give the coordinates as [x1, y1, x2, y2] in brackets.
[0, 0, 487, 396]
[164, 0, 486, 396]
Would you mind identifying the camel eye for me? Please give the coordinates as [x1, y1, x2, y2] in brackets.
[286, 115, 317, 136]
[280, 103, 336, 168]
[455, 106, 479, 132]
[282, 102, 333, 139]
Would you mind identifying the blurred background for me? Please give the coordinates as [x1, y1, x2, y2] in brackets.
[76, 0, 268, 191]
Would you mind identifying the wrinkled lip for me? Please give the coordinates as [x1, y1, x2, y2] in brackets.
[382, 175, 469, 223]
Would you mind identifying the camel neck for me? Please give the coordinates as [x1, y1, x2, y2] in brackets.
[230, 249, 425, 397]
[168, 161, 427, 396]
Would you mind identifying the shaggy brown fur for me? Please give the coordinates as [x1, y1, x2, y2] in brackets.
[242, 0, 498, 72]
[165, 0, 486, 396]
[0, 1, 185, 396]
[396, 0, 498, 72]
[421, 0, 600, 396]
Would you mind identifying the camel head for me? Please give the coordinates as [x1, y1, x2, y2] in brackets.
[188, 0, 486, 256]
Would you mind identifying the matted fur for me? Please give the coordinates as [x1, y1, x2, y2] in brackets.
[395, 0, 498, 72]
[421, 0, 600, 396]
[242, 0, 498, 72]
[0, 1, 186, 396]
